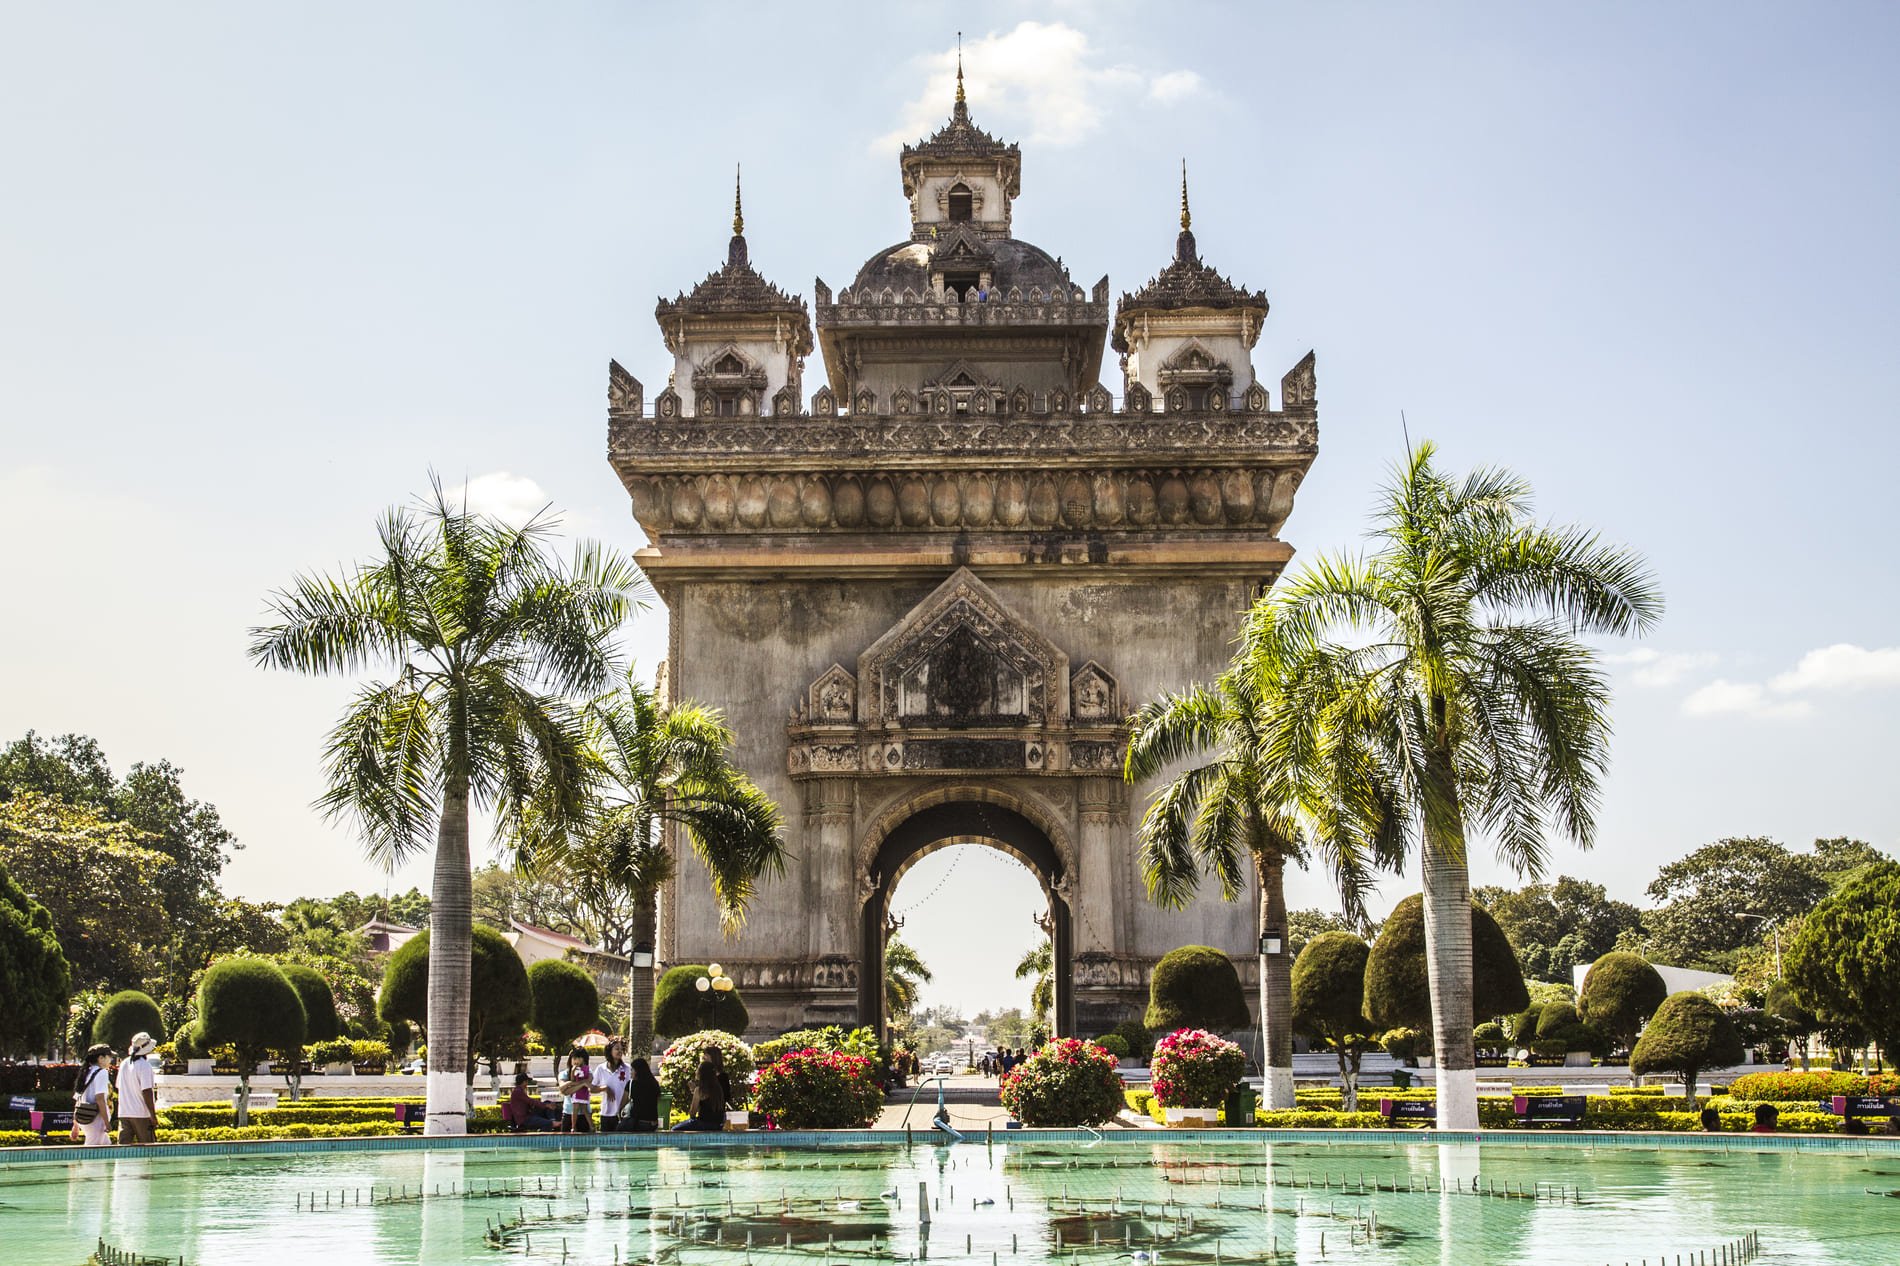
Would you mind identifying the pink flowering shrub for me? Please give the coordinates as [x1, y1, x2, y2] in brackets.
[998, 1038, 1124, 1127]
[752, 1047, 883, 1128]
[1150, 1028, 1246, 1108]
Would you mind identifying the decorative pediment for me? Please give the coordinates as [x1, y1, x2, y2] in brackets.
[858, 568, 1068, 727]
[806, 664, 857, 723]
[1071, 661, 1121, 721]
[923, 360, 998, 393]
[608, 360, 643, 416]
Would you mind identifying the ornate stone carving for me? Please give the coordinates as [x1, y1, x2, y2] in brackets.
[655, 386, 681, 419]
[1281, 350, 1317, 408]
[771, 385, 801, 417]
[860, 569, 1066, 726]
[812, 385, 838, 416]
[608, 360, 643, 416]
[1071, 661, 1119, 720]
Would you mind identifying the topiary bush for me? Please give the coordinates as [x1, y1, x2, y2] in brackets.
[653, 965, 750, 1039]
[0, 862, 69, 1057]
[279, 965, 341, 1042]
[171, 1021, 206, 1061]
[657, 1029, 755, 1110]
[1291, 931, 1380, 1111]
[753, 1047, 884, 1129]
[1150, 1028, 1247, 1109]
[92, 989, 164, 1054]
[998, 1038, 1125, 1127]
[1578, 952, 1667, 1054]
[1145, 946, 1251, 1035]
[1379, 1027, 1423, 1064]
[528, 959, 600, 1062]
[1534, 1001, 1595, 1052]
[1110, 1018, 1154, 1061]
[1092, 1033, 1131, 1059]
[377, 926, 532, 1076]
[1363, 895, 1530, 1049]
[1630, 992, 1743, 1107]
[1472, 1021, 1507, 1048]
[196, 957, 306, 1124]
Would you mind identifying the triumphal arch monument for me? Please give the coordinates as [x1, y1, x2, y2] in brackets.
[607, 81, 1318, 1039]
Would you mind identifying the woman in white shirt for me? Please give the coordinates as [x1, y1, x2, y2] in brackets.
[71, 1044, 113, 1147]
[592, 1042, 631, 1132]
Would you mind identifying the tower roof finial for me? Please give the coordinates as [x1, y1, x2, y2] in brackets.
[956, 31, 965, 106]
[733, 163, 745, 237]
[1180, 159, 1191, 231]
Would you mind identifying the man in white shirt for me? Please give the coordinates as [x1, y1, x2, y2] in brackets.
[117, 1032, 158, 1144]
[591, 1042, 631, 1132]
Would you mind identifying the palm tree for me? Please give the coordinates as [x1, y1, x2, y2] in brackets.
[1258, 442, 1660, 1127]
[883, 935, 932, 1025]
[518, 668, 785, 1058]
[1123, 646, 1393, 1109]
[249, 482, 641, 1134]
[1015, 938, 1053, 1028]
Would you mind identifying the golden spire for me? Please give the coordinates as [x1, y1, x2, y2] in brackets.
[732, 164, 745, 237]
[956, 31, 965, 105]
[1180, 159, 1191, 231]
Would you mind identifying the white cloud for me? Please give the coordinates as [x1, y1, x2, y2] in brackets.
[1682, 680, 1812, 720]
[450, 471, 555, 529]
[1678, 642, 1900, 720]
[1768, 643, 1900, 693]
[877, 23, 1200, 151]
[1607, 648, 1719, 688]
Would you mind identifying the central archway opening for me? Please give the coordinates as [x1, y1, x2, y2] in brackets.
[859, 800, 1072, 1041]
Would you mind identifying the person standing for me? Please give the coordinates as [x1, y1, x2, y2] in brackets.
[593, 1042, 631, 1132]
[116, 1033, 159, 1144]
[557, 1051, 593, 1133]
[71, 1045, 113, 1147]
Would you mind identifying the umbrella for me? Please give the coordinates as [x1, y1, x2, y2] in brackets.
[575, 1031, 611, 1050]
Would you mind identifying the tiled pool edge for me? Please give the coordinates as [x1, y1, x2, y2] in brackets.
[5, 1126, 1897, 1167]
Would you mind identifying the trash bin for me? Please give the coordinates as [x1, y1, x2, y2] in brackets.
[1223, 1085, 1258, 1127]
[657, 1091, 672, 1126]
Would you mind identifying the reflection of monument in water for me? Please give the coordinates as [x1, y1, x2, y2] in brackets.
[607, 67, 1319, 1037]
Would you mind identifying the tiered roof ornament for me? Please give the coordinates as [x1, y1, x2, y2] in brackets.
[899, 42, 1022, 212]
[655, 166, 812, 344]
[1112, 163, 1268, 353]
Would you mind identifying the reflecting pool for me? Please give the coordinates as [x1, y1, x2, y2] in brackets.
[5, 1132, 1897, 1265]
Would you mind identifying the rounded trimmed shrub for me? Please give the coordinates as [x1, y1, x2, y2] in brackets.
[1145, 945, 1251, 1035]
[1630, 992, 1743, 1104]
[1578, 952, 1667, 1050]
[377, 925, 532, 1057]
[279, 965, 341, 1043]
[1291, 932, 1376, 1047]
[1110, 1018, 1154, 1060]
[92, 989, 164, 1053]
[527, 959, 600, 1056]
[999, 1038, 1125, 1126]
[1472, 1021, 1507, 1047]
[1379, 1027, 1423, 1063]
[1363, 895, 1529, 1045]
[754, 1047, 884, 1129]
[658, 1029, 755, 1110]
[197, 957, 306, 1106]
[653, 965, 750, 1039]
[171, 1020, 207, 1060]
[1150, 1028, 1247, 1109]
[1092, 1033, 1131, 1059]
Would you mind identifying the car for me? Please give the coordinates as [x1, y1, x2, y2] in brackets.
[399, 1058, 425, 1075]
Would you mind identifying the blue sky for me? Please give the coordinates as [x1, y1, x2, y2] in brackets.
[3, 3, 1896, 1014]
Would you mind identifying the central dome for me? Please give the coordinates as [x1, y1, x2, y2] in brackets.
[850, 236, 1075, 297]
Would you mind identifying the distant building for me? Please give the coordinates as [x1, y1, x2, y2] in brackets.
[356, 917, 421, 955]
[504, 919, 629, 998]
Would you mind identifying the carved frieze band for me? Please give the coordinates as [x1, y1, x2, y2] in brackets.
[624, 466, 1306, 536]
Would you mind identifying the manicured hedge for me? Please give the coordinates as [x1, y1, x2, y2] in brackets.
[1727, 1071, 1900, 1102]
[0, 1106, 510, 1147]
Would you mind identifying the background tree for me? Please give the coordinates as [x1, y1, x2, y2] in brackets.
[251, 482, 639, 1133]
[1474, 876, 1643, 981]
[1290, 931, 1379, 1110]
[883, 935, 931, 1027]
[1145, 945, 1253, 1036]
[1364, 895, 1530, 1044]
[527, 958, 600, 1072]
[0, 792, 173, 992]
[377, 925, 533, 1085]
[652, 964, 749, 1039]
[1577, 951, 1667, 1055]
[471, 863, 604, 944]
[1764, 978, 1820, 1070]
[1014, 938, 1053, 1028]
[197, 956, 306, 1123]
[1125, 635, 1391, 1109]
[277, 963, 339, 1101]
[1639, 837, 1832, 970]
[1784, 861, 1900, 1060]
[1265, 444, 1659, 1127]
[0, 860, 69, 1055]
[525, 672, 782, 1057]
[1285, 909, 1367, 962]
[1629, 991, 1742, 1107]
[92, 989, 164, 1053]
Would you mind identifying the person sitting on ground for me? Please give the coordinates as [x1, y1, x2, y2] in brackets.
[671, 1052, 730, 1132]
[625, 1058, 662, 1132]
[503, 1072, 556, 1132]
[1698, 1106, 1722, 1132]
[1751, 1103, 1779, 1134]
[558, 1051, 593, 1133]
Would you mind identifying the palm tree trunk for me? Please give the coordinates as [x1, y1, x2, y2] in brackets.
[1259, 853, 1296, 1109]
[1420, 812, 1479, 1129]
[627, 889, 658, 1058]
[425, 774, 473, 1135]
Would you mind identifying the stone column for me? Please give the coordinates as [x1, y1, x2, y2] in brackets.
[804, 777, 858, 959]
[1073, 777, 1124, 954]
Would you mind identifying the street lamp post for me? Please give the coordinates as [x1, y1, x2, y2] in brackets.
[696, 963, 735, 1031]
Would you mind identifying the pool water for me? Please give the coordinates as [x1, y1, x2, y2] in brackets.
[5, 1134, 1897, 1265]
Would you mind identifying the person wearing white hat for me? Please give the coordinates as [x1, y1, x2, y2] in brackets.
[117, 1032, 158, 1144]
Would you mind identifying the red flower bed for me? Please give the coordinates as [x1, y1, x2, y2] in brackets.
[752, 1047, 883, 1129]
[999, 1038, 1124, 1127]
[1150, 1029, 1246, 1109]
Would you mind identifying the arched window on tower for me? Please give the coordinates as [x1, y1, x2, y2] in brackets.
[947, 183, 974, 222]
